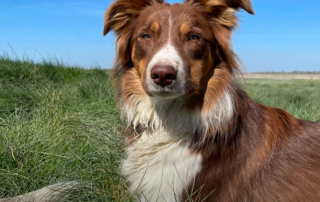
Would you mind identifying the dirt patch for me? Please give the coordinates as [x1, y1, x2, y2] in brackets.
[242, 73, 320, 80]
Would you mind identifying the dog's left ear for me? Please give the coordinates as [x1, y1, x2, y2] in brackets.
[186, 0, 254, 31]
[185, 0, 254, 71]
[186, 0, 254, 15]
[227, 0, 254, 14]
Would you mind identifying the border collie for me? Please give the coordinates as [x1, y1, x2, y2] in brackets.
[103, 0, 320, 201]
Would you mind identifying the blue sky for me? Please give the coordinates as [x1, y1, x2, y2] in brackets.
[1, 0, 320, 72]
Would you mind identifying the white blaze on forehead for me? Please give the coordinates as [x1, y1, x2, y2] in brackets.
[168, 14, 173, 44]
[145, 12, 186, 94]
[147, 13, 182, 71]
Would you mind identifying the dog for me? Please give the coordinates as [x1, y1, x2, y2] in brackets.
[103, 0, 320, 201]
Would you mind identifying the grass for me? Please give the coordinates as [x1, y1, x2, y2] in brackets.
[0, 55, 319, 201]
[0, 55, 131, 201]
[239, 78, 320, 123]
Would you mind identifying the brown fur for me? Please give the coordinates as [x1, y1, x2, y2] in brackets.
[189, 90, 320, 201]
[104, 0, 320, 201]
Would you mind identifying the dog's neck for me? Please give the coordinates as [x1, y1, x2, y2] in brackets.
[121, 83, 236, 140]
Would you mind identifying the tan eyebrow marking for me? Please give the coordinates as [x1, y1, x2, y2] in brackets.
[180, 23, 190, 35]
[150, 21, 160, 33]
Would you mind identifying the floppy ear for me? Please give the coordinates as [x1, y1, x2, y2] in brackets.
[186, 0, 253, 30]
[226, 0, 254, 14]
[103, 0, 163, 79]
[185, 0, 254, 71]
[187, 0, 253, 14]
[103, 0, 163, 36]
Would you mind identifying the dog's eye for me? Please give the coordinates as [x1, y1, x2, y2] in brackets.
[142, 34, 151, 40]
[188, 35, 200, 41]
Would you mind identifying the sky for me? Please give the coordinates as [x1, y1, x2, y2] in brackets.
[1, 0, 320, 72]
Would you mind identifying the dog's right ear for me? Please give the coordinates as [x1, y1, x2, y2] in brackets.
[103, 0, 163, 36]
[103, 0, 163, 84]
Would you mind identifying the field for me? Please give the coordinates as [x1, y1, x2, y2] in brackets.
[0, 56, 319, 201]
[238, 78, 320, 122]
[243, 73, 320, 80]
[0, 56, 131, 201]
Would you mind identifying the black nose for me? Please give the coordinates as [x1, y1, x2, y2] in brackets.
[151, 65, 177, 87]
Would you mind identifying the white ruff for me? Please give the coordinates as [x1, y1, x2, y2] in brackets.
[121, 90, 234, 201]
[122, 90, 234, 135]
[122, 132, 202, 202]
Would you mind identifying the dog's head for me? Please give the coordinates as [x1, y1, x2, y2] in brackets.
[104, 0, 253, 100]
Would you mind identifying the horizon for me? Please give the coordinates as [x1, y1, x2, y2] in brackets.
[1, 0, 320, 72]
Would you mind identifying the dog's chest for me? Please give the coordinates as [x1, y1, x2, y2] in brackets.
[121, 131, 202, 202]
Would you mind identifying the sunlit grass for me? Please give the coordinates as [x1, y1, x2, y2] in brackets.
[240, 78, 320, 123]
[0, 55, 131, 201]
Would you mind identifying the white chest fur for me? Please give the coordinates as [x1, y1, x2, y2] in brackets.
[121, 131, 203, 202]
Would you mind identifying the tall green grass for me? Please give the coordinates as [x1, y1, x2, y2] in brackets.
[0, 55, 131, 201]
[240, 78, 320, 123]
[0, 55, 319, 201]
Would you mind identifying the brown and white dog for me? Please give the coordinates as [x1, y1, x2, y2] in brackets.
[103, 0, 320, 201]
